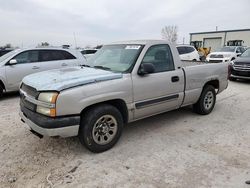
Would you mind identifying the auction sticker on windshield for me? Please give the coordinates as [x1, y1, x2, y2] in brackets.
[125, 45, 141, 50]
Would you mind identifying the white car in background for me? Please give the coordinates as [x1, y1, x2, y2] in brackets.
[206, 46, 246, 63]
[176, 45, 200, 61]
[0, 47, 86, 97]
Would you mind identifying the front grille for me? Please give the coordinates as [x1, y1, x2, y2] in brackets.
[233, 62, 250, 71]
[234, 61, 250, 66]
[210, 54, 224, 58]
[20, 83, 39, 112]
[20, 99, 36, 112]
[232, 69, 250, 77]
[209, 60, 223, 63]
[20, 83, 39, 98]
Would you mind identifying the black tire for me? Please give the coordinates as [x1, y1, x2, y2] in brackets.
[193, 85, 216, 115]
[79, 104, 123, 153]
[0, 85, 3, 98]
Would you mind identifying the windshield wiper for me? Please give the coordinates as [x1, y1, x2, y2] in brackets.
[80, 64, 91, 68]
[93, 65, 111, 70]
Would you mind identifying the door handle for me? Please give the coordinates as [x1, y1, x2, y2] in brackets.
[61, 63, 68, 66]
[32, 66, 40, 70]
[171, 76, 179, 82]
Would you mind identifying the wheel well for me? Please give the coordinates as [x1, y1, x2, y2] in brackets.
[80, 99, 128, 123]
[204, 80, 219, 92]
[0, 80, 5, 90]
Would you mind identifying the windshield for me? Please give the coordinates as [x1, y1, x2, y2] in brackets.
[219, 46, 236, 52]
[241, 49, 250, 57]
[0, 50, 19, 62]
[86, 44, 143, 73]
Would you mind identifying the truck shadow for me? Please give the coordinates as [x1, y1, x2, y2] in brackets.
[230, 79, 250, 84]
[0, 92, 19, 101]
[53, 106, 196, 154]
[122, 106, 194, 135]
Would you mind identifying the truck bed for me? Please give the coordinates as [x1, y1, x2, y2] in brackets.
[182, 60, 208, 67]
[180, 60, 229, 107]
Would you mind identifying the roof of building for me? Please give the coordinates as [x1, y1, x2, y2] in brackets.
[190, 28, 250, 35]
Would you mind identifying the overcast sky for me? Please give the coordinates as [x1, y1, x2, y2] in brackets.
[0, 0, 250, 48]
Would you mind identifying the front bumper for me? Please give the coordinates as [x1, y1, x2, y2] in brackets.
[20, 106, 80, 137]
[230, 74, 250, 80]
[231, 69, 250, 80]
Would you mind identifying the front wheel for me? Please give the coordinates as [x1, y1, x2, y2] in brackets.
[193, 85, 216, 115]
[79, 104, 123, 153]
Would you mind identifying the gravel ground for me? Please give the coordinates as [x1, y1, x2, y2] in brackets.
[0, 80, 250, 188]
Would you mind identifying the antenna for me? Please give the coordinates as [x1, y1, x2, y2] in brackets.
[73, 32, 77, 49]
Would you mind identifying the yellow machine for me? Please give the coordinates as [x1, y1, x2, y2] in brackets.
[190, 41, 211, 61]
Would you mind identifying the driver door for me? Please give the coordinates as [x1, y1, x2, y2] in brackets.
[132, 44, 185, 120]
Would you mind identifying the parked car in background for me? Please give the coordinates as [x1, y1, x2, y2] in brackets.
[81, 49, 98, 60]
[0, 47, 86, 97]
[19, 40, 228, 153]
[206, 46, 246, 63]
[176, 45, 200, 61]
[0, 48, 14, 57]
[229, 49, 250, 81]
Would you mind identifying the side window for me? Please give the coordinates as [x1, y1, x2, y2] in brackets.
[177, 47, 186, 55]
[51, 50, 65, 60]
[236, 47, 242, 53]
[13, 50, 39, 64]
[240, 47, 245, 53]
[62, 51, 76, 60]
[40, 50, 53, 62]
[141, 45, 174, 73]
[185, 47, 195, 53]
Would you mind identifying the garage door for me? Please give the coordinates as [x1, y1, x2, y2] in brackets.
[204, 38, 222, 52]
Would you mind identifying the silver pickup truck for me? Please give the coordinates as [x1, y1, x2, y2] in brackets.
[19, 40, 229, 153]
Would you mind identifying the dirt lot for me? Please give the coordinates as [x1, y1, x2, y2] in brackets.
[0, 80, 250, 188]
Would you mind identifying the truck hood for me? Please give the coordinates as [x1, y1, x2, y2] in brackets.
[235, 57, 250, 64]
[22, 67, 123, 91]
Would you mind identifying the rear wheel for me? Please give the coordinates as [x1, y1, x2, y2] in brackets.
[193, 85, 216, 115]
[79, 104, 123, 153]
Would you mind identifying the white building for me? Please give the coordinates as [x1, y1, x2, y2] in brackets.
[190, 29, 250, 52]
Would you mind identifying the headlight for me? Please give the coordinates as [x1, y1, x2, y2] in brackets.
[36, 92, 58, 117]
[36, 106, 56, 117]
[38, 92, 58, 103]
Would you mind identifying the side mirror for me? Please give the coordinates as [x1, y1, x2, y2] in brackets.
[138, 63, 155, 76]
[9, 59, 17, 65]
[237, 53, 241, 57]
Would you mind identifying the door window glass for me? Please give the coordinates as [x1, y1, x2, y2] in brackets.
[13, 50, 39, 64]
[51, 50, 65, 60]
[141, 45, 175, 73]
[40, 50, 53, 62]
[177, 46, 186, 55]
[62, 51, 76, 59]
[185, 47, 195, 53]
